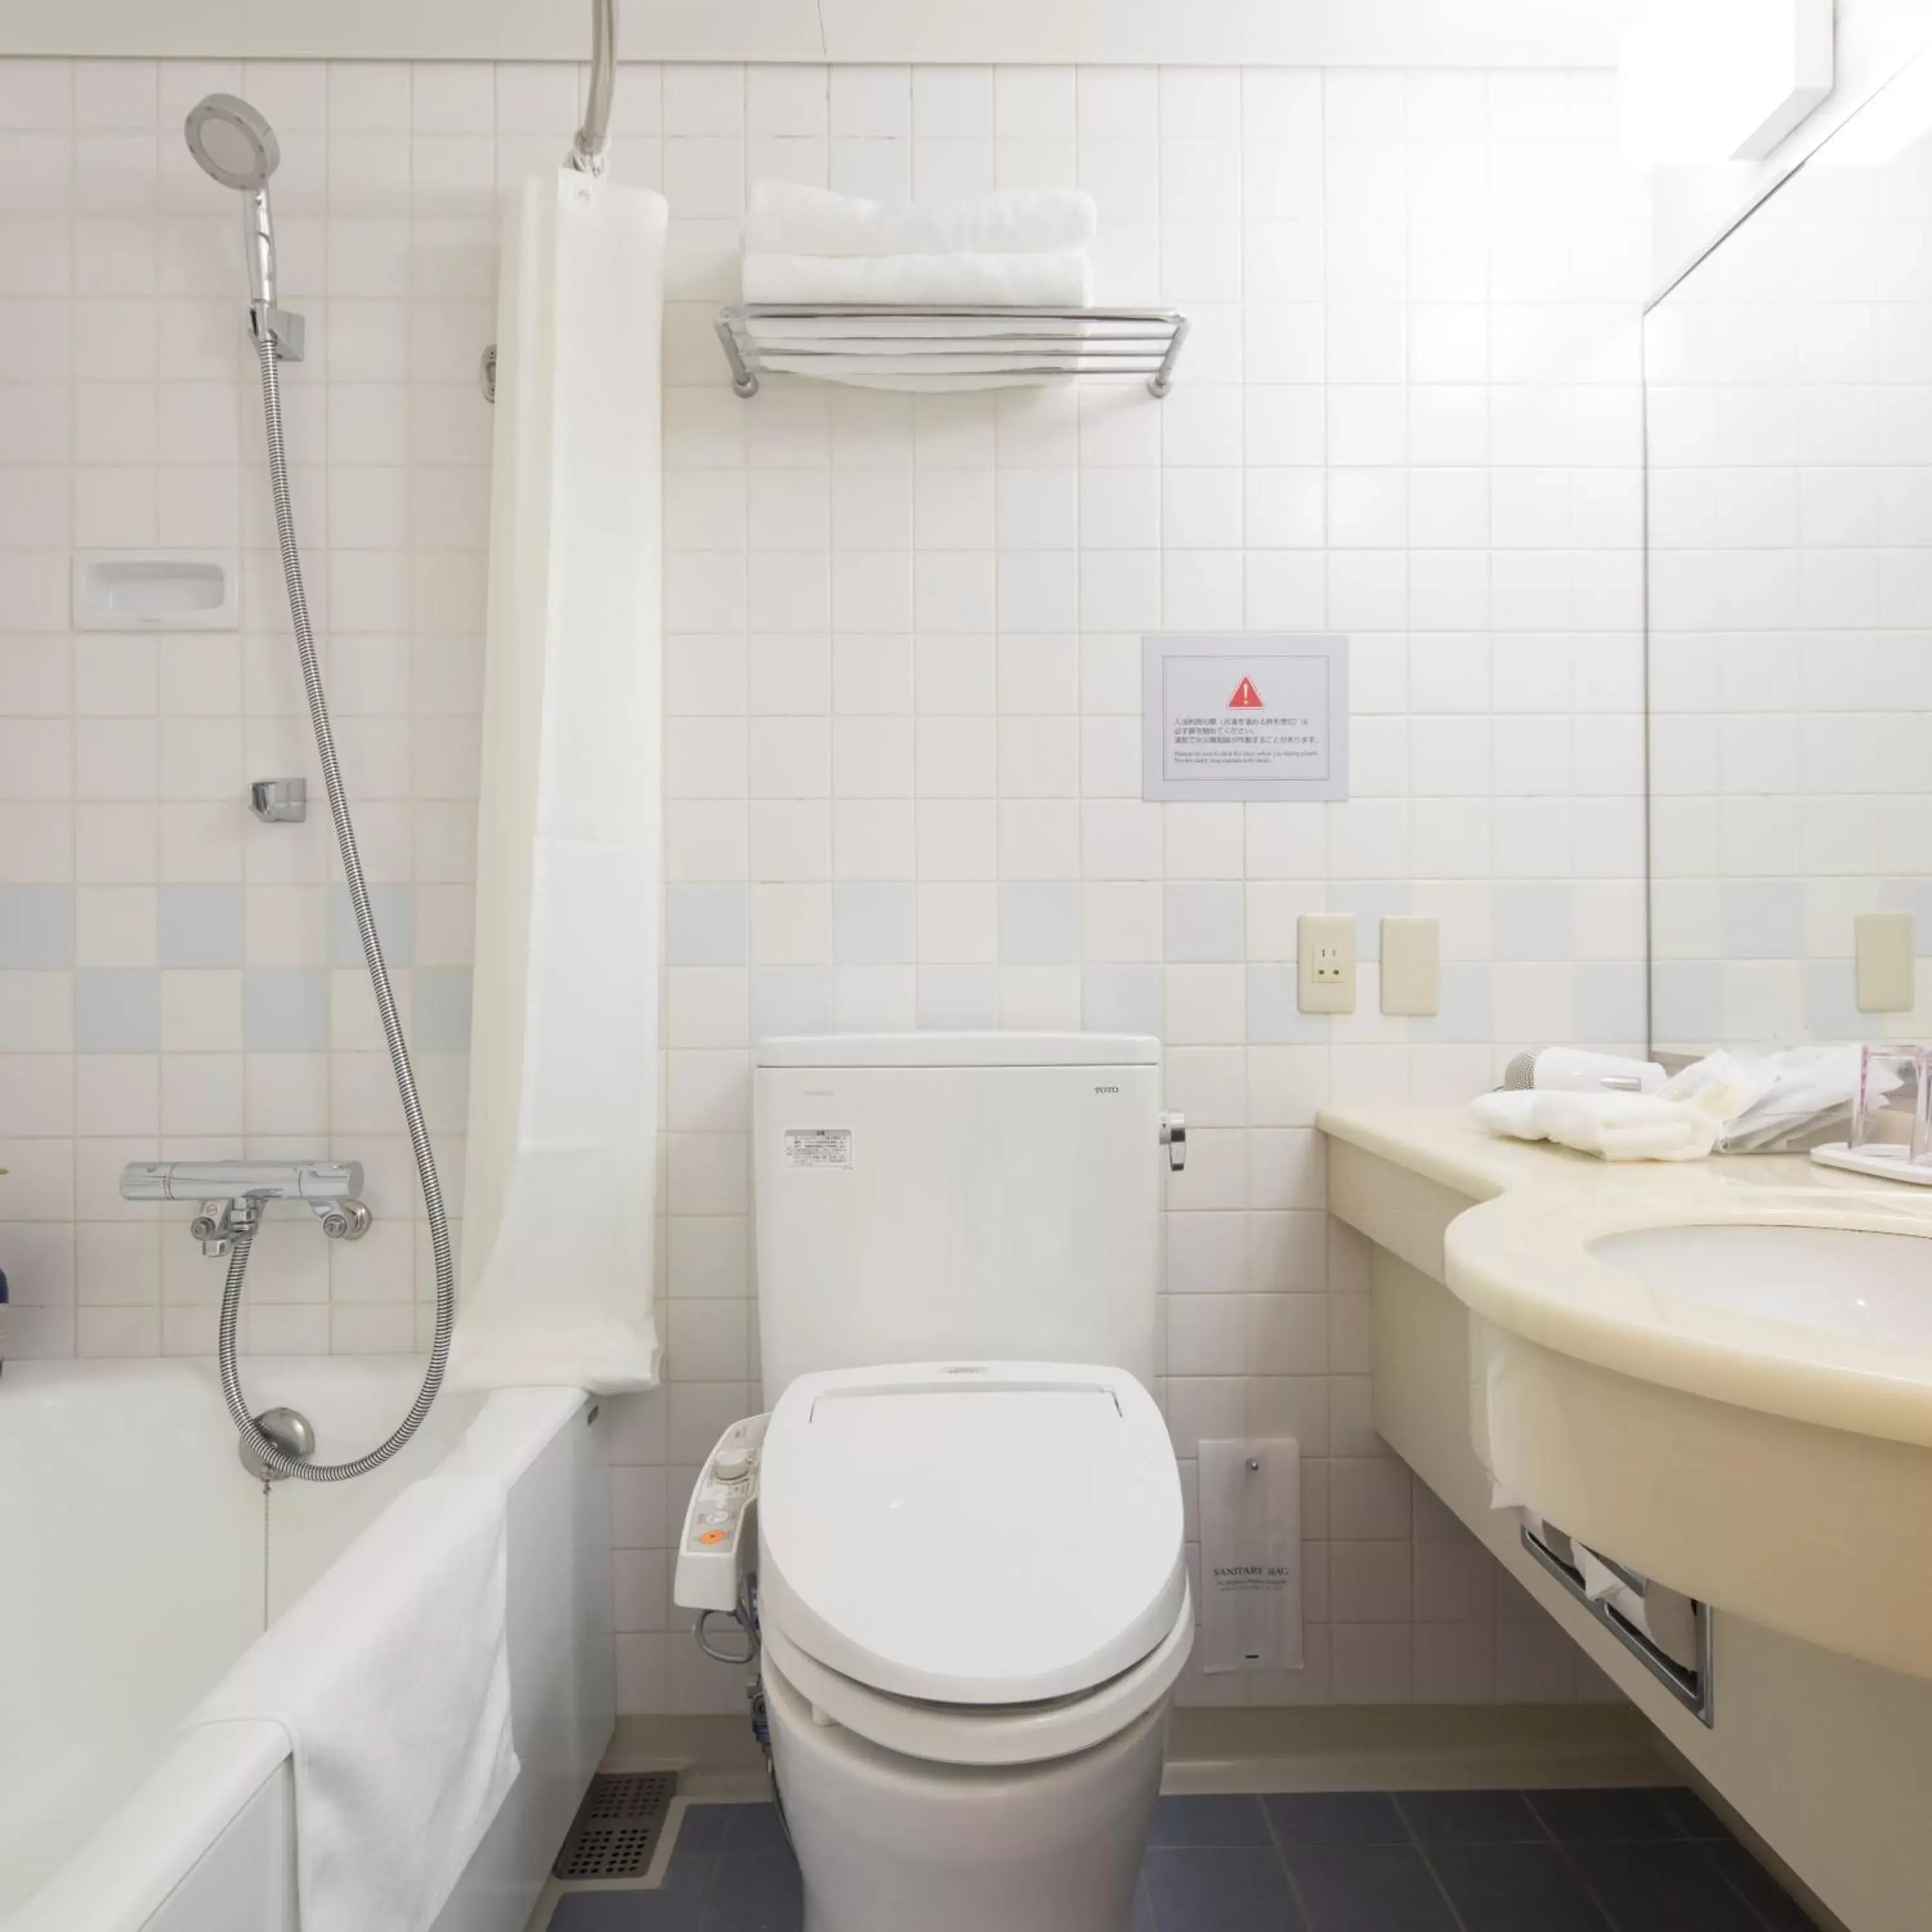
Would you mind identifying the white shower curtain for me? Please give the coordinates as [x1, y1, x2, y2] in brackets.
[448, 169, 667, 1393]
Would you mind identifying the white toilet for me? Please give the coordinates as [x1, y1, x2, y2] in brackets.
[746, 1032, 1190, 1932]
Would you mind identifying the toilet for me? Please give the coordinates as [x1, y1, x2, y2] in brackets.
[744, 1031, 1191, 1932]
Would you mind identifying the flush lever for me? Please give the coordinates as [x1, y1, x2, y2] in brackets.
[1159, 1112, 1186, 1173]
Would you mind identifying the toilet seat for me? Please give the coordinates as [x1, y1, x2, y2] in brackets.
[757, 1361, 1188, 1709]
[761, 1584, 1193, 1768]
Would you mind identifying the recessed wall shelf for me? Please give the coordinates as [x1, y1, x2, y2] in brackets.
[714, 305, 1191, 399]
[73, 551, 238, 630]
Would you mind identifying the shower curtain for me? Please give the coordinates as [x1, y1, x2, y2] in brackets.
[448, 168, 667, 1392]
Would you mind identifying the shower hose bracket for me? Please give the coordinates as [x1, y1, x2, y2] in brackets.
[250, 300, 305, 363]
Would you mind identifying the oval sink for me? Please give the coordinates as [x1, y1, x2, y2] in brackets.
[1591, 1223, 1932, 1348]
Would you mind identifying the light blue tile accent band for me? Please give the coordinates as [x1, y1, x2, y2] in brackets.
[0, 886, 73, 969]
[667, 884, 748, 965]
[245, 967, 329, 1052]
[833, 884, 914, 964]
[74, 968, 160, 1052]
[159, 884, 244, 967]
[328, 883, 413, 967]
[414, 965, 474, 1052]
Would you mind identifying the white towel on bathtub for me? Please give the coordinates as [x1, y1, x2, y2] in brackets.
[188, 1471, 518, 1932]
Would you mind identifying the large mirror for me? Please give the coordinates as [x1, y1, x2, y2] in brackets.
[1645, 52, 1932, 1057]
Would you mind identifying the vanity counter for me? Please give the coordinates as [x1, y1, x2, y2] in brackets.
[1313, 1104, 1932, 1932]
[1317, 1106, 1932, 1450]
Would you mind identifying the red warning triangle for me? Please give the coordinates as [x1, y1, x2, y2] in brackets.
[1228, 677, 1265, 708]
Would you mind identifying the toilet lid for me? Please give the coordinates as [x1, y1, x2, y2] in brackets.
[756, 1361, 1186, 1706]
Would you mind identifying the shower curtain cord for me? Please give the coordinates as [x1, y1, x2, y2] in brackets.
[219, 333, 457, 1483]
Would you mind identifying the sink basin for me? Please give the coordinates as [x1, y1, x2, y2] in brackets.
[1592, 1223, 1932, 1348]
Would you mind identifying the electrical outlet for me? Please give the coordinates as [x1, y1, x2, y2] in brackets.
[1298, 913, 1356, 1014]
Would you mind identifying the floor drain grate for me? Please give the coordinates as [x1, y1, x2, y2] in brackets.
[553, 1771, 678, 1881]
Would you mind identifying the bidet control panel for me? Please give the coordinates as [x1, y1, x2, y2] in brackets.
[673, 1413, 769, 1613]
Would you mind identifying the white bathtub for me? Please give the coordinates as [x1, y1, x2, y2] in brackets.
[0, 1358, 614, 1932]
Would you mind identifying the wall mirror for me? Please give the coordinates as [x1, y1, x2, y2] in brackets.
[1645, 44, 1932, 1057]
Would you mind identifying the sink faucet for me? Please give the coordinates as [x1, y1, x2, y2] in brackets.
[119, 1160, 371, 1255]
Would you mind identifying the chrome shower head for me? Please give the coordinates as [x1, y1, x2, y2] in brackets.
[184, 93, 279, 191]
[184, 93, 290, 325]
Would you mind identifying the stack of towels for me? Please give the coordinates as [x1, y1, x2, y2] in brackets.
[739, 181, 1099, 390]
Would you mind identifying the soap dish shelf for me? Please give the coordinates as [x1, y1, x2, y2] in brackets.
[714, 304, 1190, 399]
[1810, 1142, 1932, 1185]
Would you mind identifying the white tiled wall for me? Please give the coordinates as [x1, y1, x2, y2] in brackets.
[0, 55, 1647, 1714]
[1647, 139, 1932, 1052]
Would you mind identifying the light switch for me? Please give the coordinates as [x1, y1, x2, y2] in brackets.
[1855, 911, 1915, 1013]
[1380, 916, 1440, 1016]
[1298, 914, 1356, 1014]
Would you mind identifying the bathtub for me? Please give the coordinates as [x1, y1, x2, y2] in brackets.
[0, 1357, 614, 1932]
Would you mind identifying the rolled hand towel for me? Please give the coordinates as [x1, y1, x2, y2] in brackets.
[741, 249, 1093, 308]
[746, 180, 1097, 258]
[1470, 1088, 1719, 1162]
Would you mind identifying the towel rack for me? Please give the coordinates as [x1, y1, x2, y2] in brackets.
[715, 305, 1191, 399]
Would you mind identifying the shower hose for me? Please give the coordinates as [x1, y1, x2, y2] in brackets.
[219, 331, 456, 1482]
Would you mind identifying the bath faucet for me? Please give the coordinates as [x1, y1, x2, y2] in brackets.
[120, 1160, 371, 1254]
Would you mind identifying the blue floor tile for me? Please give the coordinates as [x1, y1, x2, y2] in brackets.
[1283, 1844, 1458, 1932]
[1263, 1792, 1408, 1846]
[548, 1853, 714, 1929]
[1653, 1788, 1732, 1841]
[1567, 1841, 1768, 1932]
[551, 1785, 1806, 1932]
[1425, 1842, 1613, 1932]
[1144, 1845, 1308, 1931]
[699, 1848, 804, 1932]
[1527, 1788, 1682, 1842]
[673, 1804, 731, 1855]
[1394, 1790, 1544, 1843]
[1150, 1795, 1274, 1847]
[1707, 1842, 1819, 1931]
[717, 1803, 792, 1855]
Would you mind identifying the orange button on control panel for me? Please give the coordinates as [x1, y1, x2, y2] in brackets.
[698, 1530, 729, 1546]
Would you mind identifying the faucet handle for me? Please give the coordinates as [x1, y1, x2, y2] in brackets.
[190, 1200, 240, 1256]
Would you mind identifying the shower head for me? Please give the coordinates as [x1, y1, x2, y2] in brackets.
[184, 93, 279, 191]
[184, 93, 294, 336]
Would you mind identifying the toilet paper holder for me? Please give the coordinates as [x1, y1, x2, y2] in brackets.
[1520, 1521, 1714, 1727]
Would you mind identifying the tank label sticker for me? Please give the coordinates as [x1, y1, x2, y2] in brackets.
[783, 1127, 853, 1170]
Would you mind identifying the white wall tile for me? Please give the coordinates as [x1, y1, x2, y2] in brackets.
[0, 50, 1647, 1726]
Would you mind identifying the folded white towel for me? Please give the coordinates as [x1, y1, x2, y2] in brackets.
[741, 249, 1093, 308]
[754, 365, 1075, 392]
[190, 1472, 518, 1932]
[746, 180, 1097, 258]
[1470, 1088, 1719, 1162]
[743, 312, 1104, 342]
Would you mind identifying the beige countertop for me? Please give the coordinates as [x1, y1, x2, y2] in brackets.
[1317, 1106, 1932, 1450]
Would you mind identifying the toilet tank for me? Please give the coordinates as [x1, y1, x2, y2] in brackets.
[752, 1033, 1162, 1403]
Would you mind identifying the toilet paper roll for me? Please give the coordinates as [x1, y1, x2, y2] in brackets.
[1578, 1546, 1703, 1674]
[1198, 1439, 1302, 1675]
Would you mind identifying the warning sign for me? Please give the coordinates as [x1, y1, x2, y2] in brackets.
[1141, 634, 1349, 802]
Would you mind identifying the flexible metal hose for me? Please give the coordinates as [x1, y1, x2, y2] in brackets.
[218, 330, 455, 1482]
